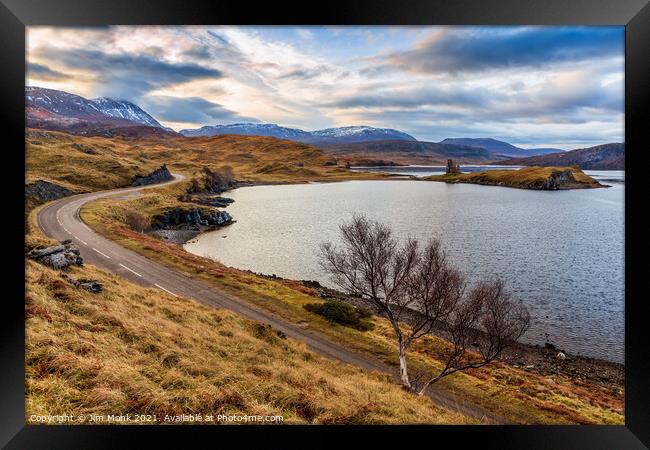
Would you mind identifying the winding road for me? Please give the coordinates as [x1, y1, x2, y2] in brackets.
[36, 174, 505, 424]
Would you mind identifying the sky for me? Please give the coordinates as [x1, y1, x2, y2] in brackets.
[27, 26, 624, 149]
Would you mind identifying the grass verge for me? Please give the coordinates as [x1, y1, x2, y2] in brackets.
[76, 191, 624, 425]
[26, 259, 472, 424]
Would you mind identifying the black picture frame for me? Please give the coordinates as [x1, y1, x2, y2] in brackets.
[3, 0, 649, 448]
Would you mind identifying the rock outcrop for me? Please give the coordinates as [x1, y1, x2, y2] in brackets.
[132, 164, 173, 186]
[72, 143, 98, 155]
[62, 274, 103, 293]
[25, 180, 74, 205]
[179, 194, 235, 208]
[540, 169, 575, 190]
[151, 207, 233, 229]
[27, 240, 83, 269]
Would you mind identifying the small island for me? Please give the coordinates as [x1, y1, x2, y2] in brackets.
[424, 163, 605, 190]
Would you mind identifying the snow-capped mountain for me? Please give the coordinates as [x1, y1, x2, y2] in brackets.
[90, 97, 162, 128]
[180, 123, 312, 140]
[309, 126, 416, 143]
[180, 123, 417, 145]
[26, 87, 163, 128]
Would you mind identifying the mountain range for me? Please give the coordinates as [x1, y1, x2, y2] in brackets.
[25, 86, 622, 168]
[26, 87, 163, 128]
[179, 124, 561, 158]
[499, 143, 624, 170]
[180, 123, 417, 145]
[440, 138, 563, 158]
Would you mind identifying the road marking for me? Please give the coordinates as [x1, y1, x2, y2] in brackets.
[155, 283, 178, 297]
[62, 226, 70, 234]
[73, 236, 88, 245]
[92, 248, 111, 259]
[119, 263, 143, 277]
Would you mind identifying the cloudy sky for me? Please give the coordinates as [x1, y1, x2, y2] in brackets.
[27, 26, 624, 149]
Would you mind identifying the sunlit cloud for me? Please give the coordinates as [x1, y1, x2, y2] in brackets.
[26, 25, 624, 148]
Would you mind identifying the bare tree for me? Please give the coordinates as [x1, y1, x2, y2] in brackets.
[320, 214, 530, 393]
[414, 279, 530, 394]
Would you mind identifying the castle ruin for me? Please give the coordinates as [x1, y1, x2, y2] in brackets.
[446, 159, 460, 174]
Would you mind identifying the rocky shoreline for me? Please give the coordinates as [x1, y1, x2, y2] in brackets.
[165, 177, 623, 391]
[154, 180, 297, 245]
[149, 207, 234, 245]
[250, 272, 623, 391]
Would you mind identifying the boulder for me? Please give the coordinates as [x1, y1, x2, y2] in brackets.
[72, 143, 98, 155]
[27, 240, 83, 270]
[79, 280, 103, 293]
[556, 351, 567, 361]
[62, 274, 103, 293]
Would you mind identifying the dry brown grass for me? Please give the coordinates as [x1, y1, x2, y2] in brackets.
[78, 195, 624, 425]
[25, 260, 471, 425]
[425, 166, 603, 189]
[26, 129, 384, 195]
[26, 129, 622, 425]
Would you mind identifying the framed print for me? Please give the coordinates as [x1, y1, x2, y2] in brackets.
[2, 0, 649, 448]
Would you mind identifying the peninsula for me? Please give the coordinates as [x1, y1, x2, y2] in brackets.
[424, 166, 605, 190]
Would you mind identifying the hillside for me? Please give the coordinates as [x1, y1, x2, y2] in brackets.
[440, 138, 563, 158]
[425, 166, 604, 190]
[26, 259, 464, 424]
[320, 139, 495, 165]
[181, 123, 417, 145]
[498, 143, 624, 170]
[25, 129, 382, 204]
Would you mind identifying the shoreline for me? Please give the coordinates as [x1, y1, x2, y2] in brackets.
[155, 177, 624, 390]
[268, 274, 624, 391]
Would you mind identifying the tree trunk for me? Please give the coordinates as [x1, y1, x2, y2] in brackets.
[398, 344, 411, 389]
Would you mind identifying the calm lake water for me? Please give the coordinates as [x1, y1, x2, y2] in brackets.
[185, 170, 625, 363]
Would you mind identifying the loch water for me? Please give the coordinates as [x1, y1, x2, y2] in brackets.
[185, 170, 624, 363]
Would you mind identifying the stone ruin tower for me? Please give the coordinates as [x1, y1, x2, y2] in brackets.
[446, 159, 460, 174]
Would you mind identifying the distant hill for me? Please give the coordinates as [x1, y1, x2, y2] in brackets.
[180, 123, 417, 145]
[498, 143, 624, 170]
[440, 138, 563, 158]
[321, 139, 495, 165]
[306, 126, 417, 144]
[526, 147, 566, 154]
[26, 87, 178, 137]
[180, 123, 312, 140]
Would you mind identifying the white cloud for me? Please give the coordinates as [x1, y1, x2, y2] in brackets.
[26, 26, 624, 146]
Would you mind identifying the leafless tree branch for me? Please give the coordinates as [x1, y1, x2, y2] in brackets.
[319, 214, 530, 393]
